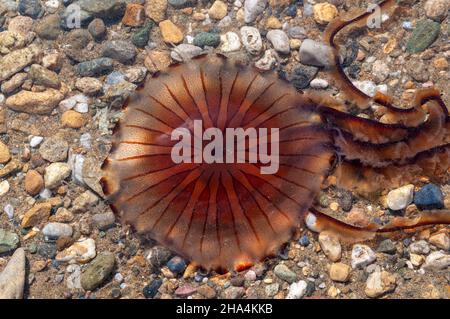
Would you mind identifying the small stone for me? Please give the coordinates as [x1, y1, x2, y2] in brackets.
[414, 183, 444, 210]
[265, 283, 279, 297]
[37, 242, 57, 259]
[102, 40, 136, 64]
[170, 44, 204, 62]
[310, 79, 329, 89]
[74, 58, 114, 77]
[44, 162, 72, 189]
[223, 286, 245, 299]
[365, 269, 396, 298]
[0, 248, 26, 299]
[50, 207, 74, 223]
[146, 246, 172, 268]
[34, 14, 61, 40]
[72, 190, 99, 213]
[61, 110, 86, 129]
[1, 73, 27, 95]
[410, 253, 425, 267]
[422, 251, 450, 270]
[409, 240, 430, 255]
[291, 65, 319, 90]
[319, 231, 341, 262]
[39, 137, 68, 162]
[42, 222, 73, 239]
[266, 29, 290, 54]
[92, 211, 115, 230]
[406, 19, 440, 54]
[167, 256, 186, 275]
[168, 0, 196, 9]
[81, 252, 115, 291]
[6, 89, 64, 115]
[132, 22, 154, 48]
[0, 229, 19, 254]
[159, 20, 184, 44]
[274, 264, 297, 283]
[75, 77, 102, 95]
[424, 0, 448, 22]
[387, 184, 414, 211]
[377, 239, 396, 254]
[240, 26, 262, 55]
[433, 57, 448, 69]
[18, 0, 43, 18]
[371, 60, 390, 84]
[42, 53, 63, 71]
[244, 0, 267, 23]
[266, 16, 281, 29]
[88, 18, 107, 40]
[193, 32, 220, 48]
[352, 80, 377, 97]
[56, 238, 96, 263]
[0, 180, 9, 197]
[209, 1, 228, 20]
[0, 141, 10, 164]
[197, 285, 216, 298]
[286, 280, 307, 299]
[329, 263, 351, 282]
[429, 232, 450, 250]
[0, 45, 41, 82]
[143, 279, 162, 298]
[21, 202, 51, 228]
[24, 170, 44, 195]
[313, 3, 338, 25]
[29, 64, 60, 89]
[175, 284, 197, 297]
[299, 39, 334, 69]
[59, 94, 89, 112]
[7, 16, 34, 35]
[220, 32, 241, 52]
[145, 50, 171, 73]
[122, 3, 145, 27]
[145, 0, 167, 22]
[30, 136, 44, 148]
[351, 244, 376, 269]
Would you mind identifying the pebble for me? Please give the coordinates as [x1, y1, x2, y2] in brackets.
[35, 14, 61, 40]
[42, 222, 73, 239]
[371, 60, 390, 84]
[244, 0, 267, 23]
[266, 16, 282, 29]
[44, 162, 72, 189]
[92, 211, 116, 230]
[287, 26, 307, 40]
[39, 137, 68, 162]
[266, 29, 290, 54]
[413, 184, 444, 210]
[61, 110, 86, 129]
[7, 16, 34, 35]
[87, 18, 107, 41]
[291, 65, 318, 90]
[145, 0, 167, 23]
[273, 264, 297, 283]
[409, 240, 430, 255]
[428, 232, 450, 250]
[56, 238, 96, 263]
[21, 202, 51, 228]
[352, 80, 378, 97]
[66, 264, 82, 289]
[299, 39, 334, 69]
[75, 77, 103, 95]
[197, 285, 216, 298]
[167, 256, 186, 275]
[209, 1, 228, 20]
[386, 184, 414, 211]
[81, 252, 115, 291]
[422, 251, 450, 270]
[132, 22, 154, 48]
[1, 73, 27, 95]
[171, 44, 204, 62]
[220, 32, 241, 52]
[365, 269, 396, 298]
[0, 44, 41, 82]
[143, 279, 163, 298]
[159, 20, 184, 44]
[329, 263, 351, 282]
[310, 78, 329, 89]
[122, 3, 145, 27]
[74, 58, 114, 77]
[240, 26, 262, 55]
[265, 283, 279, 297]
[318, 231, 341, 262]
[168, 0, 195, 9]
[377, 239, 396, 254]
[0, 229, 20, 254]
[147, 246, 172, 268]
[6, 89, 64, 115]
[18, 0, 43, 19]
[406, 19, 440, 54]
[72, 190, 99, 213]
[4, 204, 14, 220]
[410, 253, 425, 267]
[313, 3, 338, 25]
[351, 244, 376, 269]
[0, 180, 9, 197]
[424, 0, 448, 22]
[193, 32, 220, 48]
[299, 235, 310, 247]
[102, 40, 136, 64]
[223, 286, 245, 299]
[0, 141, 10, 164]
[37, 243, 57, 259]
[0, 248, 26, 299]
[175, 284, 197, 297]
[286, 280, 307, 299]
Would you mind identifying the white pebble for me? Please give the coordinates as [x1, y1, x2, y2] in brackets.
[240, 26, 262, 55]
[30, 136, 44, 148]
[286, 280, 307, 299]
[4, 204, 14, 219]
[310, 78, 329, 89]
[0, 180, 10, 197]
[351, 244, 376, 269]
[386, 184, 414, 210]
[220, 32, 241, 53]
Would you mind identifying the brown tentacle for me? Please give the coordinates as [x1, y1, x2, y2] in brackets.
[305, 208, 450, 244]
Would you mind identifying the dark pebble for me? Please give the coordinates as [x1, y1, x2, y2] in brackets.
[37, 243, 57, 259]
[337, 189, 353, 212]
[74, 58, 114, 77]
[111, 288, 121, 299]
[306, 281, 315, 296]
[291, 65, 318, 90]
[377, 239, 396, 254]
[148, 246, 172, 268]
[193, 32, 221, 48]
[102, 40, 136, 64]
[347, 64, 360, 79]
[230, 276, 245, 287]
[18, 0, 42, 19]
[403, 238, 412, 247]
[167, 256, 186, 275]
[132, 22, 154, 48]
[406, 19, 440, 54]
[88, 18, 107, 41]
[168, 0, 197, 9]
[143, 279, 162, 299]
[342, 40, 359, 68]
[299, 235, 310, 247]
[413, 183, 444, 210]
[285, 5, 297, 17]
